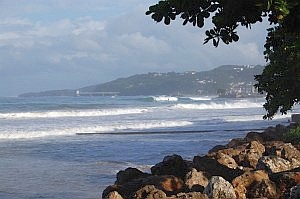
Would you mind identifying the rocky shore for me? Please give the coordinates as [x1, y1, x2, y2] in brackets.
[102, 123, 300, 199]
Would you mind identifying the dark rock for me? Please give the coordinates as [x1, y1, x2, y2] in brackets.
[192, 156, 244, 182]
[244, 131, 264, 143]
[261, 124, 288, 142]
[151, 154, 189, 179]
[270, 171, 300, 198]
[246, 179, 279, 199]
[116, 167, 150, 185]
[208, 145, 226, 154]
[104, 175, 184, 199]
[227, 138, 246, 148]
[203, 176, 236, 199]
[103, 185, 123, 199]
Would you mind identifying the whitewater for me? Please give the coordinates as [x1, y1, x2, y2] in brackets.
[0, 96, 298, 199]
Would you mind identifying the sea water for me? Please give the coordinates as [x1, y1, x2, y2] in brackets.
[0, 96, 297, 199]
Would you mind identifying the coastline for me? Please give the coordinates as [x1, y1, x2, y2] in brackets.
[103, 123, 300, 199]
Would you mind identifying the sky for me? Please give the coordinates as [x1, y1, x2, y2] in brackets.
[0, 0, 268, 96]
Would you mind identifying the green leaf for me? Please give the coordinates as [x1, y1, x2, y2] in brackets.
[232, 34, 239, 42]
[164, 17, 171, 25]
[213, 38, 217, 47]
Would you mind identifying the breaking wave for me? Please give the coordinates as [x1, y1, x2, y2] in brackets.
[173, 101, 262, 110]
[187, 97, 213, 101]
[0, 120, 193, 139]
[152, 96, 178, 102]
[0, 108, 148, 119]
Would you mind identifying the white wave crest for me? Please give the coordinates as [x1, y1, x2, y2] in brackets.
[188, 97, 213, 101]
[0, 120, 193, 139]
[0, 108, 148, 119]
[173, 101, 262, 110]
[152, 96, 178, 102]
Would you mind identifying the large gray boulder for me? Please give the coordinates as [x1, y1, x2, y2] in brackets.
[204, 176, 236, 199]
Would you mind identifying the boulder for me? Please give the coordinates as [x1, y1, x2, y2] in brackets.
[184, 168, 208, 191]
[232, 170, 269, 199]
[156, 175, 184, 194]
[261, 124, 288, 142]
[116, 167, 150, 185]
[103, 185, 122, 199]
[193, 156, 244, 182]
[175, 192, 209, 199]
[133, 185, 167, 199]
[104, 191, 124, 199]
[209, 141, 265, 168]
[103, 175, 183, 198]
[203, 176, 236, 199]
[232, 140, 265, 168]
[246, 179, 279, 199]
[265, 142, 300, 162]
[227, 138, 247, 148]
[244, 131, 264, 143]
[208, 145, 226, 153]
[212, 152, 238, 169]
[270, 171, 300, 198]
[151, 154, 189, 179]
[257, 156, 300, 173]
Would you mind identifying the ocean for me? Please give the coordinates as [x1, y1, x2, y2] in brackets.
[0, 96, 297, 199]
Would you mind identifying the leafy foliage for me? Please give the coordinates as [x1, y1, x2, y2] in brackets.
[146, 0, 300, 118]
[283, 126, 300, 143]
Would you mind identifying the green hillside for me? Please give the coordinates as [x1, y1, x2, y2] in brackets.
[19, 65, 264, 97]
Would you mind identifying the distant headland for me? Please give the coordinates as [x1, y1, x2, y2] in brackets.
[19, 65, 264, 97]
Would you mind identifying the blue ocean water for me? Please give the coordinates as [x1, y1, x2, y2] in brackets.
[0, 96, 296, 198]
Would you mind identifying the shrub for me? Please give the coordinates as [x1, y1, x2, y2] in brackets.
[283, 127, 300, 143]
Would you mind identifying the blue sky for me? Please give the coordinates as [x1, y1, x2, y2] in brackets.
[0, 0, 268, 96]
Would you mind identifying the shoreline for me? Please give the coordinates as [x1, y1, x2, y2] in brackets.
[102, 123, 300, 199]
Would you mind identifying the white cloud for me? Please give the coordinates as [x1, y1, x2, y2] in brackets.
[0, 1, 268, 96]
[118, 32, 171, 55]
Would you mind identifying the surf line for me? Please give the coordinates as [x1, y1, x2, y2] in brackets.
[76, 128, 265, 136]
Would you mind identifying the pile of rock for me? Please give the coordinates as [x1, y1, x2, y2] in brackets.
[102, 124, 300, 199]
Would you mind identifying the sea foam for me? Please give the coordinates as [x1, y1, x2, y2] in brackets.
[152, 96, 178, 102]
[173, 101, 262, 110]
[0, 120, 193, 139]
[0, 108, 148, 119]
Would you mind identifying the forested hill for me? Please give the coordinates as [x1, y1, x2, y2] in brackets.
[19, 65, 264, 97]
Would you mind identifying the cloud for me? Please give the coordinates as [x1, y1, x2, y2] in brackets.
[0, 1, 268, 96]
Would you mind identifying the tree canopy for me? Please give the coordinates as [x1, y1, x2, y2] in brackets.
[146, 0, 300, 119]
